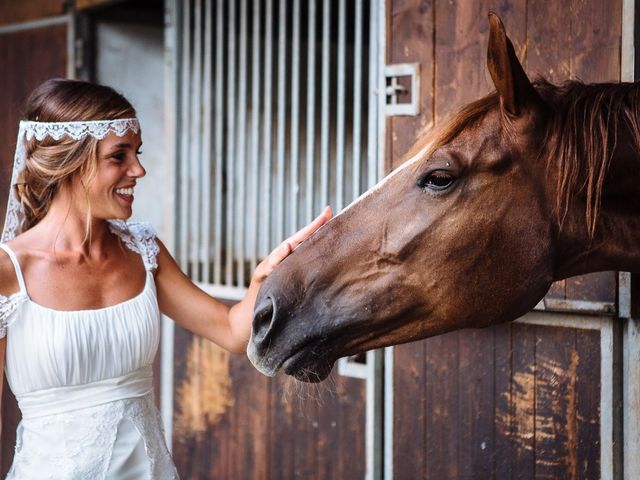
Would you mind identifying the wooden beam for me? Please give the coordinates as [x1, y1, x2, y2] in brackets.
[74, 0, 124, 11]
[0, 0, 66, 27]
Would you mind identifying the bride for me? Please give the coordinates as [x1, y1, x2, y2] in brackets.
[0, 78, 331, 479]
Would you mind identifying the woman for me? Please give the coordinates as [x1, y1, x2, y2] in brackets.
[0, 79, 331, 479]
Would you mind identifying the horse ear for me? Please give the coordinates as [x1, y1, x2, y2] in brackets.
[487, 12, 539, 116]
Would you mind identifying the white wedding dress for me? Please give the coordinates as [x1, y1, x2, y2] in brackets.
[0, 221, 179, 479]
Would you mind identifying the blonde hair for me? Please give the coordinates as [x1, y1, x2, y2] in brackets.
[16, 79, 136, 233]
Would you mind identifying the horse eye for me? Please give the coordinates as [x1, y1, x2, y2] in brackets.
[418, 170, 456, 191]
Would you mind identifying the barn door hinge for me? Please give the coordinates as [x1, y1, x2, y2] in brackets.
[384, 62, 420, 116]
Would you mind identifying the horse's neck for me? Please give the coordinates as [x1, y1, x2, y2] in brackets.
[555, 133, 640, 279]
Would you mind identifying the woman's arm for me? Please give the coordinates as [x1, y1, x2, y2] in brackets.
[156, 207, 332, 352]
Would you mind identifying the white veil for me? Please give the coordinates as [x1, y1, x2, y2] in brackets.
[1, 118, 140, 243]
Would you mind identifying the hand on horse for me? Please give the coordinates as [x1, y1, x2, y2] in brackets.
[252, 206, 333, 284]
[212, 206, 333, 353]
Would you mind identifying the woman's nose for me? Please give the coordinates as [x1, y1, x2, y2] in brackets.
[130, 157, 146, 178]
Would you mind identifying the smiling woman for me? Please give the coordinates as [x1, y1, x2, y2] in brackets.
[0, 78, 331, 479]
[93, 132, 146, 219]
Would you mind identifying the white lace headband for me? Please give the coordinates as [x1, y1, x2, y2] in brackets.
[1, 118, 140, 243]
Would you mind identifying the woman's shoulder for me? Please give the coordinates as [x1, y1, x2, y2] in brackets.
[108, 220, 160, 271]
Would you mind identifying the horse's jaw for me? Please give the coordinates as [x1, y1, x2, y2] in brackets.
[246, 251, 547, 383]
[247, 265, 433, 382]
[246, 297, 387, 382]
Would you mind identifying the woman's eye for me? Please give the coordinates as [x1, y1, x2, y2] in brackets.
[136, 149, 143, 155]
[418, 170, 456, 191]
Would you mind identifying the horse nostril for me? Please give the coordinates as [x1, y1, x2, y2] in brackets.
[252, 297, 276, 344]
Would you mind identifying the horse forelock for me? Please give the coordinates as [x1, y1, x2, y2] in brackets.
[538, 79, 640, 238]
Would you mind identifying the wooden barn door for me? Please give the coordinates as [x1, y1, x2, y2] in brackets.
[386, 1, 625, 479]
[0, 3, 71, 475]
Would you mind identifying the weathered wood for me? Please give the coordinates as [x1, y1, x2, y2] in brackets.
[457, 328, 496, 479]
[507, 323, 536, 478]
[570, 0, 621, 83]
[227, 354, 270, 480]
[74, 0, 121, 11]
[424, 332, 460, 479]
[534, 326, 579, 478]
[315, 378, 340, 480]
[0, 0, 66, 26]
[564, 272, 617, 304]
[333, 376, 367, 479]
[434, 0, 486, 121]
[576, 329, 601, 479]
[527, 0, 573, 81]
[172, 326, 234, 479]
[173, 326, 366, 479]
[386, 0, 434, 171]
[268, 375, 294, 479]
[493, 322, 514, 478]
[291, 385, 318, 479]
[393, 341, 426, 479]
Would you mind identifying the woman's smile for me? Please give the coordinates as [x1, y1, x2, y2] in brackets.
[114, 186, 135, 205]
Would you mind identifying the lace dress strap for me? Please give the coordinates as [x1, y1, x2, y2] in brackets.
[108, 221, 160, 271]
[0, 244, 28, 338]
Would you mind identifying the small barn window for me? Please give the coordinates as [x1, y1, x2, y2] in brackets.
[175, 0, 381, 293]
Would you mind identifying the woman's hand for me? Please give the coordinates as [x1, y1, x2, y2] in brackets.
[157, 207, 333, 353]
[252, 206, 333, 284]
[229, 207, 333, 348]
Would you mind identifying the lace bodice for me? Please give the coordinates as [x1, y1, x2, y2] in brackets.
[0, 221, 179, 479]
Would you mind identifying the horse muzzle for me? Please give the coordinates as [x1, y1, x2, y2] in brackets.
[248, 294, 337, 382]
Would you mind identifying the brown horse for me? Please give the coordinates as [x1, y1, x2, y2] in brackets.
[248, 13, 640, 382]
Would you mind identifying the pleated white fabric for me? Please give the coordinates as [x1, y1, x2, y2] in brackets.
[0, 222, 179, 480]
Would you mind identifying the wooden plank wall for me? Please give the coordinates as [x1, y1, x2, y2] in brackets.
[388, 0, 621, 478]
[395, 322, 601, 479]
[172, 325, 366, 479]
[0, 23, 68, 476]
[0, 0, 66, 26]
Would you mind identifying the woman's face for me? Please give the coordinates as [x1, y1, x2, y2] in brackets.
[77, 130, 145, 220]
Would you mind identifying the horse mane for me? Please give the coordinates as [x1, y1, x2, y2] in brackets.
[423, 79, 640, 238]
[538, 80, 640, 237]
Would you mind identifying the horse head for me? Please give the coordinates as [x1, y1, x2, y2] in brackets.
[248, 13, 637, 381]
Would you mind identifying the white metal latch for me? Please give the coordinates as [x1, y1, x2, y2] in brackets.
[384, 62, 420, 116]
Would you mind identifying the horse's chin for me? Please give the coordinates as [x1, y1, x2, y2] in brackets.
[247, 340, 336, 383]
[280, 349, 335, 383]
